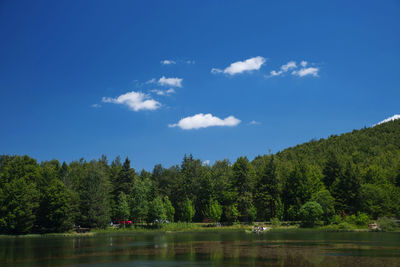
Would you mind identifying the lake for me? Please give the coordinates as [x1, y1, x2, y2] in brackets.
[1, 231, 399, 266]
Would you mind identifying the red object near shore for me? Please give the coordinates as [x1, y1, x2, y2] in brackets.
[118, 220, 133, 225]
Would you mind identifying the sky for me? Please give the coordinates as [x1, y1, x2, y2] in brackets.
[1, 0, 399, 171]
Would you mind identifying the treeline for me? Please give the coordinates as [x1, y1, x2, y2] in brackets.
[1, 120, 400, 234]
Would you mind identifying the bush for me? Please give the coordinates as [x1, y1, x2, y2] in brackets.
[377, 217, 398, 232]
[270, 217, 281, 226]
[330, 215, 343, 225]
[345, 213, 370, 226]
[299, 201, 323, 227]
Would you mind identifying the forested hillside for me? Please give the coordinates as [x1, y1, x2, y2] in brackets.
[1, 120, 399, 234]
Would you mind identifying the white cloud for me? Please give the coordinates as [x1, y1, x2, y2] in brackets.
[91, 104, 101, 108]
[146, 78, 156, 84]
[102, 91, 161, 111]
[211, 56, 266, 75]
[269, 61, 297, 77]
[374, 114, 400, 126]
[169, 113, 241, 130]
[292, 67, 319, 77]
[150, 88, 176, 96]
[161, 60, 176, 65]
[248, 120, 261, 125]
[158, 76, 183, 87]
[202, 160, 210, 166]
[300, 60, 308, 67]
[281, 61, 297, 72]
[186, 60, 195, 64]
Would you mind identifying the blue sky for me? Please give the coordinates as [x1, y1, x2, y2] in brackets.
[1, 1, 399, 170]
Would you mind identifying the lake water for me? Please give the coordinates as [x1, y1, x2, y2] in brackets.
[1, 231, 399, 266]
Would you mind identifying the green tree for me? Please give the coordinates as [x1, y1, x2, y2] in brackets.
[254, 155, 280, 221]
[0, 155, 41, 234]
[147, 197, 166, 224]
[181, 198, 195, 222]
[38, 178, 74, 233]
[77, 161, 111, 228]
[311, 189, 335, 223]
[163, 196, 175, 222]
[331, 161, 361, 214]
[232, 157, 256, 221]
[116, 192, 130, 224]
[323, 151, 342, 189]
[206, 198, 223, 223]
[130, 178, 151, 224]
[299, 201, 323, 227]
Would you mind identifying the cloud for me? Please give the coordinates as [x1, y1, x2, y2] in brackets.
[169, 113, 241, 130]
[102, 91, 161, 111]
[150, 88, 176, 96]
[300, 60, 308, 67]
[161, 60, 176, 65]
[211, 56, 266, 75]
[292, 67, 319, 77]
[281, 61, 297, 72]
[202, 160, 210, 166]
[269, 61, 297, 77]
[248, 120, 261, 125]
[91, 104, 101, 108]
[186, 60, 195, 64]
[158, 76, 183, 87]
[374, 114, 400, 126]
[146, 78, 156, 84]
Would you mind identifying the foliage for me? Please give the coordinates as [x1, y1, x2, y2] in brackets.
[115, 192, 130, 222]
[299, 201, 324, 227]
[2, 120, 400, 234]
[205, 198, 223, 223]
[181, 198, 195, 222]
[163, 196, 175, 222]
[147, 196, 166, 224]
[311, 189, 335, 222]
[377, 217, 398, 232]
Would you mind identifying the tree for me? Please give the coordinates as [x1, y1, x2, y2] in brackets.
[116, 192, 130, 225]
[331, 161, 361, 214]
[0, 155, 41, 234]
[37, 178, 74, 233]
[130, 178, 151, 224]
[254, 155, 280, 221]
[323, 151, 342, 189]
[205, 198, 222, 223]
[311, 189, 335, 222]
[147, 197, 166, 224]
[114, 158, 135, 197]
[299, 201, 323, 227]
[77, 161, 111, 228]
[223, 204, 239, 223]
[181, 198, 195, 222]
[163, 196, 175, 222]
[232, 157, 256, 221]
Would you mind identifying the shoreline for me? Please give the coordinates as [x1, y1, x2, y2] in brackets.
[1, 224, 395, 238]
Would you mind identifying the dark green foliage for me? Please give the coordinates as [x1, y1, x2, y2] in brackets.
[181, 198, 195, 222]
[163, 196, 175, 222]
[311, 189, 335, 222]
[77, 161, 111, 228]
[1, 120, 400, 234]
[254, 156, 280, 221]
[377, 217, 398, 232]
[232, 157, 256, 221]
[116, 192, 130, 222]
[331, 161, 361, 214]
[147, 196, 166, 223]
[37, 178, 74, 233]
[299, 201, 324, 227]
[205, 198, 223, 223]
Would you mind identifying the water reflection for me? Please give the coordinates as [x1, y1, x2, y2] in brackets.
[0, 231, 399, 266]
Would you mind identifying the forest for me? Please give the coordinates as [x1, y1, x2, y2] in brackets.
[1, 120, 400, 234]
